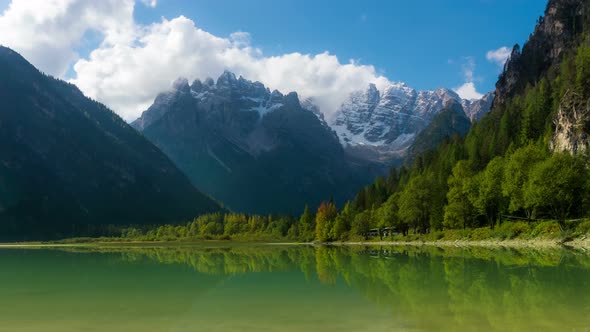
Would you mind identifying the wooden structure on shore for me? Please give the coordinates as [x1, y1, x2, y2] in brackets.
[364, 227, 398, 240]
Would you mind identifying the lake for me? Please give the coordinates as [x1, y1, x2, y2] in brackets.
[1, 244, 589, 331]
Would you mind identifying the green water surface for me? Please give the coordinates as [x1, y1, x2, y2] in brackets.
[1, 244, 589, 331]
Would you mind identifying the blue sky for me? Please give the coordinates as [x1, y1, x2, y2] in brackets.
[0, 0, 547, 120]
[134, 0, 546, 93]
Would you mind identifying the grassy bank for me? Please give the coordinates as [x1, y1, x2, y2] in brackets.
[342, 220, 590, 248]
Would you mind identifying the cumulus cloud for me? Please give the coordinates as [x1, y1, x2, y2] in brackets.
[0, 0, 137, 77]
[71, 15, 390, 121]
[1, 0, 390, 121]
[486, 46, 511, 67]
[455, 82, 483, 100]
[454, 57, 483, 100]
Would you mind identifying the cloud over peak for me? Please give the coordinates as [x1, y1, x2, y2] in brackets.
[486, 46, 511, 67]
[453, 56, 483, 100]
[70, 14, 390, 120]
[0, 0, 390, 121]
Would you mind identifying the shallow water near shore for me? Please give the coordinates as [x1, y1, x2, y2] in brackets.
[1, 244, 589, 331]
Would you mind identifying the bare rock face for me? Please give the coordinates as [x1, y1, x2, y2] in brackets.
[551, 90, 590, 154]
[462, 92, 495, 122]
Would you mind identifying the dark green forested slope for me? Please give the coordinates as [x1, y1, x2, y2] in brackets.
[0, 46, 220, 240]
[406, 99, 472, 164]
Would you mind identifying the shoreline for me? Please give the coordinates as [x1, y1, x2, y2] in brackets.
[0, 237, 589, 250]
[335, 238, 590, 250]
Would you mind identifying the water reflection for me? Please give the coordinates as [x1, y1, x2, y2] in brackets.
[2, 245, 590, 331]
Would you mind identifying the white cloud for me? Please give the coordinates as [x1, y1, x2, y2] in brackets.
[70, 15, 390, 121]
[453, 56, 483, 100]
[455, 82, 483, 100]
[486, 46, 511, 67]
[1, 0, 390, 121]
[461, 56, 476, 82]
[0, 0, 137, 77]
[229, 31, 252, 48]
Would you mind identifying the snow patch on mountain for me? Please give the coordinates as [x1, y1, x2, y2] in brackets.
[132, 71, 292, 130]
[329, 83, 493, 151]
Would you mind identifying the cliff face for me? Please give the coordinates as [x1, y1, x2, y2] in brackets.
[546, 0, 590, 154]
[551, 90, 590, 153]
[495, 0, 586, 106]
[494, 0, 590, 155]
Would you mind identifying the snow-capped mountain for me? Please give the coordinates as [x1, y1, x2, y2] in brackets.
[329, 83, 494, 154]
[133, 71, 290, 134]
[132, 71, 374, 215]
[461, 92, 495, 122]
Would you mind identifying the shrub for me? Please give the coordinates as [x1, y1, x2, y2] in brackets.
[530, 221, 560, 239]
[432, 231, 445, 240]
[442, 229, 469, 241]
[494, 221, 531, 240]
[404, 233, 422, 242]
[469, 227, 494, 241]
[575, 220, 590, 235]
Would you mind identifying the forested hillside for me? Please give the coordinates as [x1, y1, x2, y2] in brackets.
[0, 47, 221, 240]
[318, 0, 590, 240]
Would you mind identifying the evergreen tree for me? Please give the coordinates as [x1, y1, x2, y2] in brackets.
[351, 210, 371, 239]
[299, 205, 315, 242]
[332, 201, 353, 240]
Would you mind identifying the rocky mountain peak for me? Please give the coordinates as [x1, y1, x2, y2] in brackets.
[172, 77, 190, 92]
[330, 82, 493, 159]
[190, 79, 203, 91]
[129, 69, 366, 215]
[284, 91, 301, 109]
[132, 71, 305, 131]
[217, 70, 238, 86]
[204, 77, 215, 87]
[461, 92, 495, 122]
